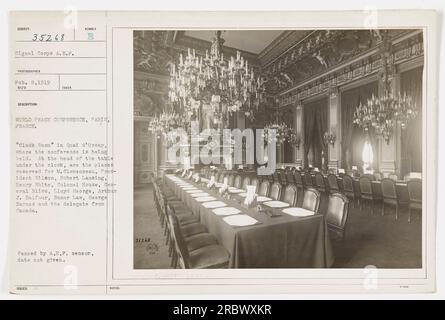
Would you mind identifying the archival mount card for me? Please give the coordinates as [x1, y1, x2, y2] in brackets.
[9, 10, 438, 294]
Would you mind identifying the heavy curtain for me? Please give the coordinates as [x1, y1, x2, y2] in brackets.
[400, 67, 423, 175]
[341, 81, 378, 170]
[303, 98, 328, 169]
[283, 108, 295, 163]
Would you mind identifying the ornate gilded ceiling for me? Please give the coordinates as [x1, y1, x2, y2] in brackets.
[133, 29, 420, 117]
[184, 30, 283, 54]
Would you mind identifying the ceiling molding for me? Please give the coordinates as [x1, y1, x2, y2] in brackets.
[165, 31, 260, 65]
[258, 30, 314, 66]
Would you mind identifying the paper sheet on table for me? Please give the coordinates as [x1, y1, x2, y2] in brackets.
[282, 207, 315, 217]
[195, 196, 217, 202]
[223, 214, 259, 227]
[263, 201, 290, 208]
[212, 207, 241, 216]
[202, 201, 227, 209]
[256, 196, 272, 202]
[186, 190, 203, 194]
[190, 192, 210, 197]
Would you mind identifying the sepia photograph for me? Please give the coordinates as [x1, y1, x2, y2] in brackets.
[133, 29, 424, 270]
[6, 6, 441, 296]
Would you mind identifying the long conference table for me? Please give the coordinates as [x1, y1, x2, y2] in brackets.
[165, 174, 334, 269]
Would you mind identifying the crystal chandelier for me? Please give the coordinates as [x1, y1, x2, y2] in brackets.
[353, 32, 418, 144]
[263, 122, 296, 145]
[353, 91, 418, 144]
[168, 31, 264, 127]
[148, 111, 189, 142]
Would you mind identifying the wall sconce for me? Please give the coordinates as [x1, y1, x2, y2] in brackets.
[323, 131, 336, 147]
[290, 133, 302, 150]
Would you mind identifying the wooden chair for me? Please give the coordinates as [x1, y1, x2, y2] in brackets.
[327, 173, 340, 194]
[241, 176, 251, 190]
[293, 171, 305, 190]
[282, 184, 298, 206]
[342, 174, 358, 208]
[165, 203, 215, 260]
[233, 175, 242, 189]
[407, 179, 422, 223]
[286, 170, 295, 185]
[168, 210, 229, 269]
[359, 175, 378, 214]
[381, 178, 400, 220]
[250, 177, 259, 192]
[227, 174, 235, 187]
[154, 181, 169, 231]
[326, 193, 350, 239]
[303, 172, 313, 187]
[302, 188, 321, 213]
[258, 180, 270, 197]
[314, 172, 327, 193]
[269, 182, 283, 201]
[279, 170, 288, 185]
[152, 180, 162, 218]
[272, 171, 280, 183]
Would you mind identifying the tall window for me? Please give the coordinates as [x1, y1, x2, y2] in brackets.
[362, 140, 374, 173]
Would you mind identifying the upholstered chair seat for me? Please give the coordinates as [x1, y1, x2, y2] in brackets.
[381, 178, 400, 219]
[283, 184, 298, 206]
[359, 175, 381, 214]
[269, 182, 283, 201]
[315, 172, 327, 193]
[302, 188, 321, 213]
[293, 171, 304, 189]
[185, 233, 218, 252]
[233, 175, 242, 188]
[286, 171, 295, 185]
[187, 245, 230, 269]
[407, 179, 422, 222]
[241, 176, 251, 190]
[304, 173, 313, 187]
[180, 222, 208, 238]
[227, 174, 235, 187]
[176, 213, 200, 226]
[250, 177, 259, 192]
[258, 181, 270, 197]
[327, 174, 340, 193]
[326, 193, 349, 239]
[279, 171, 288, 185]
[270, 172, 278, 184]
[168, 212, 229, 269]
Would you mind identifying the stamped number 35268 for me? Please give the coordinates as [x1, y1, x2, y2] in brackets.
[31, 33, 65, 42]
